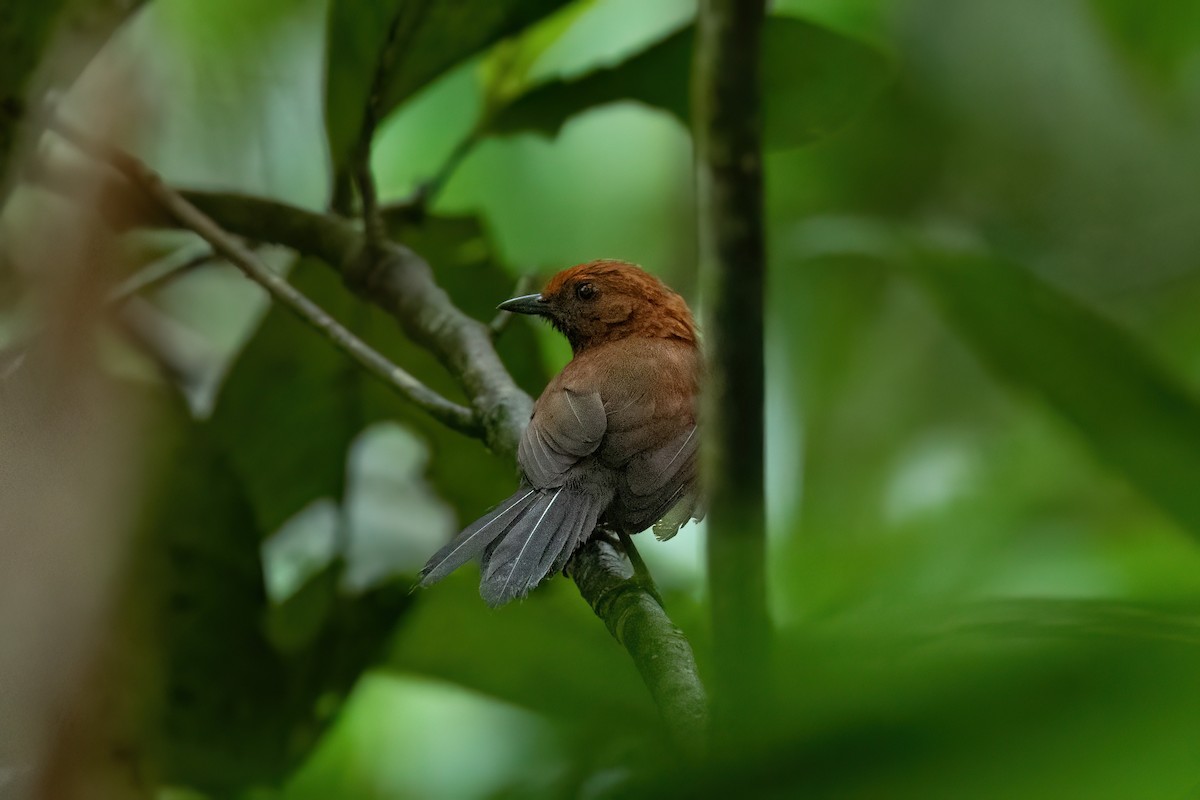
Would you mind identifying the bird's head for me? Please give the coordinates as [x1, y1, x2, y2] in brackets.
[498, 260, 697, 353]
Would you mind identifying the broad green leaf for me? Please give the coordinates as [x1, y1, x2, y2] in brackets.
[478, 0, 598, 112]
[129, 396, 290, 790]
[388, 571, 659, 736]
[324, 0, 575, 175]
[282, 673, 560, 800]
[128, 393, 413, 793]
[209, 256, 368, 536]
[488, 17, 893, 150]
[906, 248, 1200, 538]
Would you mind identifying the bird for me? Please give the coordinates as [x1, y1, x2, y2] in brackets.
[418, 259, 702, 607]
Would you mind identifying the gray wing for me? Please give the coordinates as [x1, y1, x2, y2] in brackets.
[517, 388, 606, 488]
[619, 423, 699, 533]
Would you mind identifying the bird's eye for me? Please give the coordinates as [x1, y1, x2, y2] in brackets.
[576, 282, 596, 301]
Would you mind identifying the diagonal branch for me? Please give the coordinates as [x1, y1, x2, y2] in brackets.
[48, 115, 481, 438]
[567, 535, 707, 756]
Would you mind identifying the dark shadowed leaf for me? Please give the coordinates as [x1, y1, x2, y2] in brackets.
[324, 0, 574, 173]
[209, 258, 363, 535]
[488, 17, 892, 150]
[906, 248, 1200, 537]
[127, 394, 413, 792]
[0, 0, 71, 172]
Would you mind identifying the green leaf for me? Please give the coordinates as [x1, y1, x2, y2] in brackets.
[906, 247, 1200, 538]
[1088, 0, 1200, 94]
[478, 0, 599, 112]
[387, 572, 659, 736]
[129, 397, 290, 789]
[488, 16, 893, 150]
[647, 600, 1200, 799]
[324, 0, 575, 175]
[140, 0, 330, 205]
[209, 256, 366, 536]
[128, 394, 414, 792]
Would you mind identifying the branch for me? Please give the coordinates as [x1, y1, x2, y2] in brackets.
[171, 195, 710, 745]
[107, 246, 216, 304]
[150, 195, 710, 742]
[48, 116, 481, 438]
[567, 536, 707, 757]
[177, 190, 533, 459]
[692, 0, 771, 733]
[38, 137, 709, 743]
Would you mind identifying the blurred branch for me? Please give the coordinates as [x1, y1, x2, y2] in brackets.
[112, 295, 214, 390]
[99, 185, 710, 746]
[692, 0, 771, 734]
[47, 114, 482, 438]
[2, 247, 218, 389]
[107, 247, 217, 304]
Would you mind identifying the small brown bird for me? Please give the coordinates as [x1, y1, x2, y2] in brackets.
[420, 259, 702, 606]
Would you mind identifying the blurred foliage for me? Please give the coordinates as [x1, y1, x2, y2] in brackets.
[7, 0, 1200, 797]
[324, 0, 573, 177]
[0, 0, 69, 168]
[127, 394, 414, 793]
[488, 17, 892, 148]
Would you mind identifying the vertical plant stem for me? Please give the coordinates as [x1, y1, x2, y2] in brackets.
[692, 0, 771, 737]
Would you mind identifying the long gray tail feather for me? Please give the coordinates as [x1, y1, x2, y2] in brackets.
[419, 488, 539, 586]
[480, 488, 603, 607]
[549, 502, 601, 575]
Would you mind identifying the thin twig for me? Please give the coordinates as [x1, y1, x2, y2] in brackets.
[420, 127, 485, 207]
[48, 114, 482, 438]
[3, 246, 217, 387]
[378, 127, 486, 224]
[488, 274, 537, 337]
[351, 1, 434, 266]
[107, 246, 217, 305]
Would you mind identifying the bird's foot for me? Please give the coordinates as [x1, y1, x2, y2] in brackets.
[614, 529, 665, 608]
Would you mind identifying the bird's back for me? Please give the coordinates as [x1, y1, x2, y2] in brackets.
[530, 337, 701, 534]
